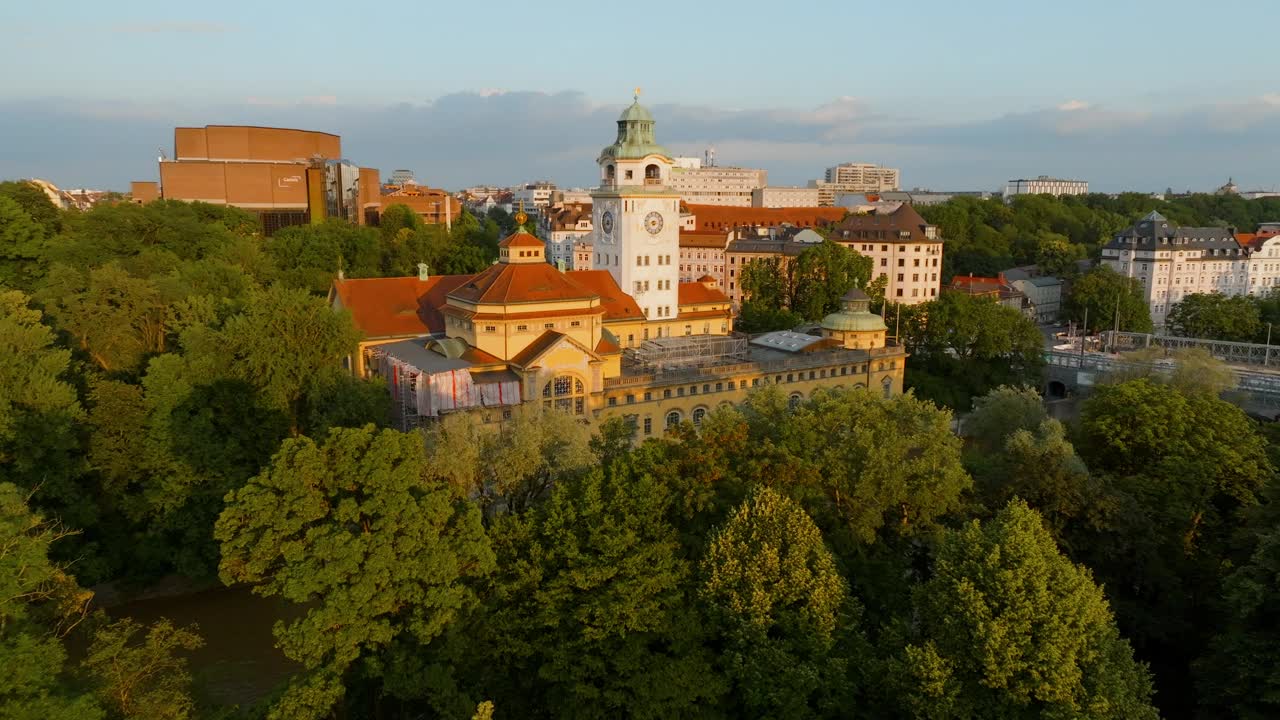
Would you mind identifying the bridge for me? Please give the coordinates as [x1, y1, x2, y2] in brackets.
[1043, 339, 1280, 409]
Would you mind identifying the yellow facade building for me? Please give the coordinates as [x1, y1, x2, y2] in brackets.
[330, 97, 907, 435]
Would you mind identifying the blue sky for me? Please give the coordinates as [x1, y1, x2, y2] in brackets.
[3, 0, 1278, 192]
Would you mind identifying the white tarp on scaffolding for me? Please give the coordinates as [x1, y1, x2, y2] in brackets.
[371, 342, 521, 421]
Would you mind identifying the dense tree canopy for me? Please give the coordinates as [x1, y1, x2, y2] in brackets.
[1064, 266, 1152, 334]
[897, 500, 1158, 719]
[1166, 292, 1262, 341]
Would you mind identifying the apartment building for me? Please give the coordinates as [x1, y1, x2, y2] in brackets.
[1003, 176, 1089, 198]
[812, 162, 901, 206]
[830, 204, 943, 304]
[540, 202, 593, 269]
[668, 159, 768, 206]
[678, 230, 730, 284]
[1101, 211, 1280, 327]
[752, 186, 821, 208]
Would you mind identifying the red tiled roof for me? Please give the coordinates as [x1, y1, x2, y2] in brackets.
[595, 336, 620, 354]
[449, 262, 595, 305]
[332, 275, 471, 339]
[696, 274, 717, 283]
[684, 203, 845, 231]
[678, 281, 730, 306]
[565, 270, 644, 321]
[444, 306, 606, 321]
[677, 309, 732, 321]
[499, 229, 545, 248]
[1237, 232, 1259, 249]
[679, 229, 730, 248]
[832, 203, 936, 243]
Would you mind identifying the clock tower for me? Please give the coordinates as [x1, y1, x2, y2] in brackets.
[592, 91, 680, 322]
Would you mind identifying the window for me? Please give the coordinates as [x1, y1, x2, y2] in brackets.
[570, 320, 581, 328]
[625, 170, 633, 179]
[880, 258, 887, 266]
[484, 325, 496, 332]
[882, 376, 893, 399]
[788, 393, 803, 410]
[690, 385, 698, 395]
[898, 259, 905, 266]
[752, 378, 760, 387]
[663, 388, 671, 398]
[787, 373, 794, 382]
[666, 410, 682, 429]
[542, 375, 586, 415]
[544, 322, 555, 329]
[607, 397, 617, 407]
[517, 324, 528, 331]
[677, 387, 685, 397]
[727, 381, 735, 390]
[692, 407, 707, 426]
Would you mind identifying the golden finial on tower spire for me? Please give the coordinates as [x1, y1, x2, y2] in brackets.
[634, 86, 642, 101]
[514, 200, 528, 229]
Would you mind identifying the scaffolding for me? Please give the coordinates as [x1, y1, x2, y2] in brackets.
[623, 334, 750, 374]
[1103, 331, 1280, 367]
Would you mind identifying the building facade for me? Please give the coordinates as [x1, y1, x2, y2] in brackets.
[668, 160, 768, 206]
[331, 98, 908, 436]
[679, 230, 730, 284]
[1101, 211, 1280, 326]
[1003, 176, 1089, 198]
[813, 163, 900, 205]
[133, 125, 383, 234]
[752, 186, 821, 208]
[379, 183, 460, 227]
[830, 204, 943, 304]
[539, 202, 593, 269]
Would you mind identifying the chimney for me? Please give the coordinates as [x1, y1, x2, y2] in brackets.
[418, 263, 430, 281]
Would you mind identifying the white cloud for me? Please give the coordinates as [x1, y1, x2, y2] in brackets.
[1058, 100, 1091, 111]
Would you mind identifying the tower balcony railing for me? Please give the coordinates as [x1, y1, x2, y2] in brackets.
[644, 177, 663, 185]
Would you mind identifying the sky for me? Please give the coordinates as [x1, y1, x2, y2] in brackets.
[2, 0, 1278, 193]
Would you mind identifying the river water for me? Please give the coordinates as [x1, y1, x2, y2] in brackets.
[107, 585, 303, 707]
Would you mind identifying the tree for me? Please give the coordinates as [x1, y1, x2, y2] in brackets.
[0, 180, 61, 234]
[36, 263, 172, 374]
[0, 482, 103, 720]
[1064, 266, 1152, 334]
[900, 292, 1044, 410]
[1166, 292, 1261, 341]
[790, 239, 872, 320]
[82, 618, 203, 720]
[424, 403, 595, 516]
[744, 386, 971, 548]
[0, 196, 49, 288]
[896, 501, 1157, 719]
[700, 486, 854, 718]
[1197, 522, 1280, 719]
[215, 426, 494, 719]
[1104, 347, 1235, 397]
[198, 285, 363, 433]
[1076, 379, 1273, 714]
[473, 466, 723, 719]
[962, 385, 1047, 451]
[0, 290, 90, 526]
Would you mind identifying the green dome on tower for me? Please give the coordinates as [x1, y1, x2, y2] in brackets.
[821, 288, 888, 333]
[598, 90, 671, 162]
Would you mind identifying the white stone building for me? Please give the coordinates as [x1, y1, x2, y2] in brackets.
[1101, 211, 1280, 327]
[752, 186, 821, 208]
[812, 163, 901, 205]
[1003, 176, 1089, 198]
[668, 161, 767, 207]
[539, 202, 593, 270]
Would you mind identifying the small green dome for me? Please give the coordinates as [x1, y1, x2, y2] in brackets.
[599, 97, 670, 162]
[821, 288, 887, 333]
[619, 101, 655, 123]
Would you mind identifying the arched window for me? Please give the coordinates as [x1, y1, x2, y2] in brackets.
[788, 392, 803, 410]
[692, 407, 707, 427]
[605, 164, 616, 180]
[645, 164, 661, 184]
[665, 410, 682, 429]
[542, 374, 586, 415]
[882, 376, 893, 399]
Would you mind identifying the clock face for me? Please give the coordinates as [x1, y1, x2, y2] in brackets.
[644, 211, 664, 235]
[600, 210, 614, 236]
